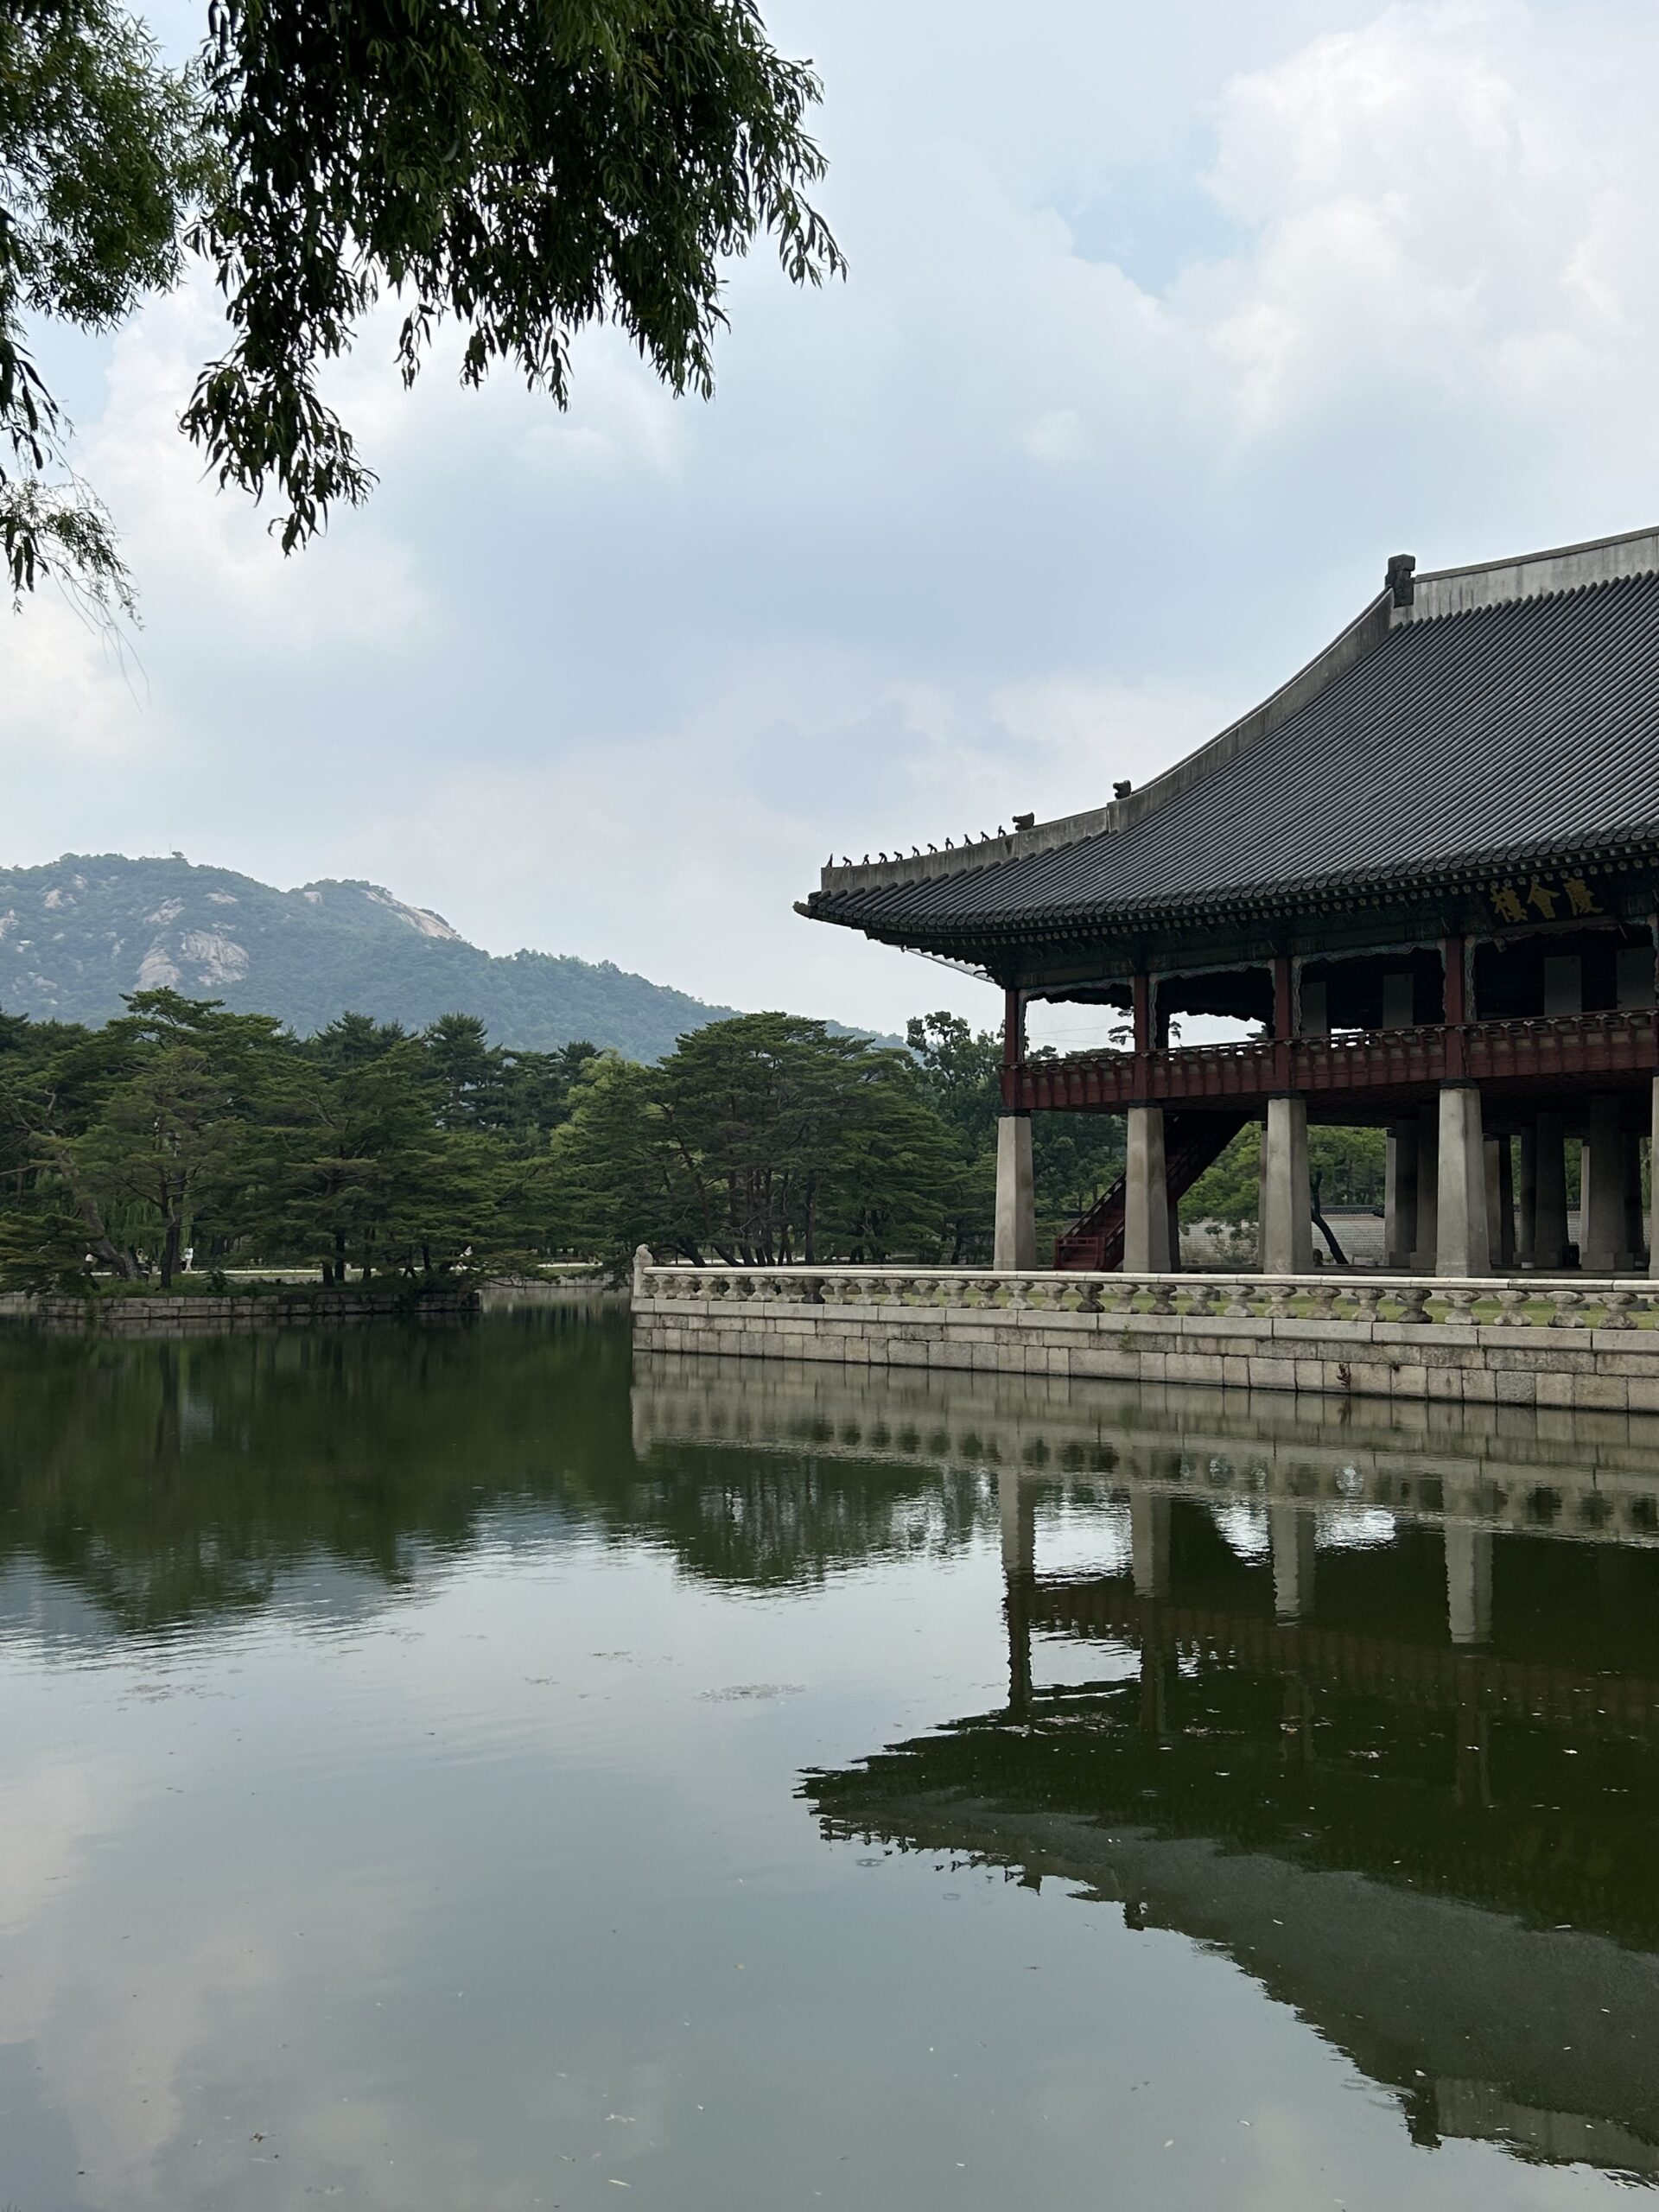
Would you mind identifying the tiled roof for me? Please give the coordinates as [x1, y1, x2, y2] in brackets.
[806, 546, 1659, 953]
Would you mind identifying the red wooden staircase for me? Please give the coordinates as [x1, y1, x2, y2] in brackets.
[1053, 1111, 1249, 1270]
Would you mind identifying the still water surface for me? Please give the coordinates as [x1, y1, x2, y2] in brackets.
[3, 1306, 1658, 2209]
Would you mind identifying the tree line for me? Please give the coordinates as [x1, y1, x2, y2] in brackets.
[0, 995, 1124, 1292]
[0, 988, 1394, 1292]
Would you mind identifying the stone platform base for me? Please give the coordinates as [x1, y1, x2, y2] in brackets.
[632, 1264, 1659, 1414]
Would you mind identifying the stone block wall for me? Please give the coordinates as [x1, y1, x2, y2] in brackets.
[632, 1284, 1659, 1414]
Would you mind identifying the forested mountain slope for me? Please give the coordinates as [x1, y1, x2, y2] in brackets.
[0, 855, 741, 1058]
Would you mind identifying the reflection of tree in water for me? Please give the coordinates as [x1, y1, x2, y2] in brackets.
[611, 1439, 988, 1590]
[0, 1310, 990, 1635]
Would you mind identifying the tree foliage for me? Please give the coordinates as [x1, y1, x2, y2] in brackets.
[0, 0, 208, 607]
[0, 988, 595, 1288]
[551, 1013, 964, 1267]
[3, 0, 841, 605]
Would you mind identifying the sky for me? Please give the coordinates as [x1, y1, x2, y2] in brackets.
[8, 0, 1659, 1043]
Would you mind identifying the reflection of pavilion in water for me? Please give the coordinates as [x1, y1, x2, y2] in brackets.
[633, 1351, 1659, 2185]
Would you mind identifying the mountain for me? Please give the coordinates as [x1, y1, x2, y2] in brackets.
[0, 854, 745, 1060]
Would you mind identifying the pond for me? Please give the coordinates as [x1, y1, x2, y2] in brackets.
[3, 1306, 1658, 2209]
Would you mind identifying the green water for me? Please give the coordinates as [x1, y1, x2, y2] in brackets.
[3, 1306, 1658, 2209]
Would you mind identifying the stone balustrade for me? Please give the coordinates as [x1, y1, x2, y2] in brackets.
[631, 1255, 1659, 1410]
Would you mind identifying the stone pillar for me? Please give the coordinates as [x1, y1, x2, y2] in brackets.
[1411, 1101, 1440, 1270]
[1130, 1491, 1170, 1601]
[1581, 1093, 1630, 1273]
[1436, 1084, 1491, 1276]
[1260, 1095, 1313, 1274]
[1124, 1104, 1173, 1272]
[1270, 1503, 1318, 1622]
[994, 1114, 1036, 1269]
[1624, 1130, 1646, 1272]
[1385, 1118, 1419, 1268]
[1516, 1126, 1537, 1268]
[1533, 1112, 1570, 1270]
[1651, 1078, 1659, 1281]
[1484, 1136, 1515, 1269]
[1446, 1522, 1494, 1647]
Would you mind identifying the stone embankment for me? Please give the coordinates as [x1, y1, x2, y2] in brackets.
[0, 1289, 480, 1336]
[631, 1256, 1659, 1413]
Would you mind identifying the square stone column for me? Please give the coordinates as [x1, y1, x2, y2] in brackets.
[1484, 1136, 1515, 1268]
[1516, 1125, 1536, 1268]
[1623, 1129, 1646, 1271]
[1124, 1104, 1173, 1272]
[1650, 1078, 1659, 1281]
[1581, 1092, 1630, 1273]
[1260, 1094, 1313, 1275]
[1385, 1118, 1419, 1268]
[994, 1113, 1036, 1270]
[1411, 1100, 1440, 1269]
[1533, 1112, 1570, 1270]
[1436, 1084, 1491, 1276]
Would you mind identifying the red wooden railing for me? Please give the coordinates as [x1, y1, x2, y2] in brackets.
[1012, 1008, 1659, 1115]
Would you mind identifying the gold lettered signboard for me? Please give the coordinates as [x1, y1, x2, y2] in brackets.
[1484, 870, 1603, 927]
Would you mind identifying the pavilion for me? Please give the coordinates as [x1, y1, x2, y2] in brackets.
[800, 527, 1659, 1275]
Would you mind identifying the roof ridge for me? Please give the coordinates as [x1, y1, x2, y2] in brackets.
[1408, 525, 1659, 622]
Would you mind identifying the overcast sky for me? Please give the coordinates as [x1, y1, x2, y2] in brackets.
[8, 0, 1659, 1041]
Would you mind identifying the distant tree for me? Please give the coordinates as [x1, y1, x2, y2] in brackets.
[259, 1033, 523, 1282]
[303, 1010, 410, 1069]
[423, 1013, 510, 1130]
[5, 0, 842, 611]
[1181, 1123, 1388, 1228]
[552, 1014, 965, 1268]
[546, 1053, 702, 1264]
[67, 991, 287, 1283]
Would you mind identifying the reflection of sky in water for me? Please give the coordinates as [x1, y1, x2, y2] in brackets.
[0, 1314, 1653, 2209]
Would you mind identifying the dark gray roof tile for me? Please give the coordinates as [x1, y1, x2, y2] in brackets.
[809, 572, 1659, 948]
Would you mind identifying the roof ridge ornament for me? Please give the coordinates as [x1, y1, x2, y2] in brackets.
[1386, 552, 1417, 607]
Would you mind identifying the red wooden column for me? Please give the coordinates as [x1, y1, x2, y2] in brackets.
[1272, 955, 1294, 1090]
[1131, 972, 1152, 1078]
[1442, 933, 1467, 1079]
[1001, 986, 1023, 1108]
